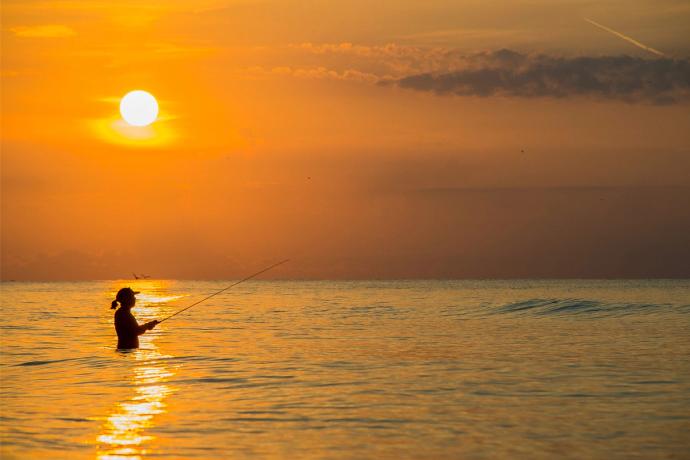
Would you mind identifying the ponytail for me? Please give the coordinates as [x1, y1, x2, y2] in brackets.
[111, 300, 118, 309]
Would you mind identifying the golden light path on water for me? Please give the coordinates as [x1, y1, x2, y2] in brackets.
[97, 282, 182, 460]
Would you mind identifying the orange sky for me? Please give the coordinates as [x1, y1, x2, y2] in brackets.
[2, 0, 689, 279]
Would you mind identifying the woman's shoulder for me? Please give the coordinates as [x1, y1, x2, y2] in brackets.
[114, 308, 133, 319]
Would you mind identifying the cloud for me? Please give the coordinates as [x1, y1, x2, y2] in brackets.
[286, 42, 460, 74]
[289, 42, 429, 59]
[239, 65, 380, 83]
[387, 49, 690, 104]
[271, 66, 380, 82]
[10, 24, 76, 38]
[395, 28, 527, 46]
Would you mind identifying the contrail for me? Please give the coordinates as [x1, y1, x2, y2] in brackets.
[584, 17, 667, 58]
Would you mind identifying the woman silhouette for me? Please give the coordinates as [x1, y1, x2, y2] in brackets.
[111, 287, 158, 349]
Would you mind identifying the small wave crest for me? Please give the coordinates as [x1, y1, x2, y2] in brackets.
[493, 298, 686, 318]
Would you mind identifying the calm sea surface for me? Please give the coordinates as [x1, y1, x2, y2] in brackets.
[1, 280, 689, 459]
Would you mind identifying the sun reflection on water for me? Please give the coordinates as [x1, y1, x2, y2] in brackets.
[98, 281, 178, 460]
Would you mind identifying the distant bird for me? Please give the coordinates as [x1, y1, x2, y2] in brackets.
[132, 273, 140, 280]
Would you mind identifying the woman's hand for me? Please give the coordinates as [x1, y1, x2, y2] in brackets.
[146, 320, 159, 330]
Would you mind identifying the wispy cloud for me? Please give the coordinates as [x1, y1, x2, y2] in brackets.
[272, 66, 379, 82]
[584, 18, 667, 58]
[286, 42, 460, 74]
[240, 65, 380, 83]
[289, 42, 430, 58]
[395, 28, 529, 46]
[10, 24, 76, 38]
[386, 49, 690, 104]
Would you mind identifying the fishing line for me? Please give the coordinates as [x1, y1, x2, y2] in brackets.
[158, 259, 290, 323]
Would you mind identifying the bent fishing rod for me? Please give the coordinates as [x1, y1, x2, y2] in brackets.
[158, 259, 290, 323]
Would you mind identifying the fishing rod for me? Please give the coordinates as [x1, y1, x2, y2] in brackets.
[158, 259, 290, 323]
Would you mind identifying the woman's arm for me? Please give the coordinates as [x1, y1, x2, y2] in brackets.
[136, 320, 159, 335]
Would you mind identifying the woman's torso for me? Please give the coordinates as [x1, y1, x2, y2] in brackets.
[114, 307, 140, 349]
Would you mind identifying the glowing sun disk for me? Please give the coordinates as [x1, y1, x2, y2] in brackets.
[120, 90, 159, 126]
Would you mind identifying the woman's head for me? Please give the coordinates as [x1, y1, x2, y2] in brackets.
[111, 287, 139, 309]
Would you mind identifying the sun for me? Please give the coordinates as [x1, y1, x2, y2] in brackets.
[120, 90, 159, 127]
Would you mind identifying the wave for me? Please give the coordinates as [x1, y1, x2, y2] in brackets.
[492, 298, 689, 318]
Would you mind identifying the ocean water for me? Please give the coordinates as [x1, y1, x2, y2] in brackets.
[1, 280, 689, 459]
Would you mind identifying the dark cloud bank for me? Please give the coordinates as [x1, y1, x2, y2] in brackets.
[387, 49, 690, 104]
